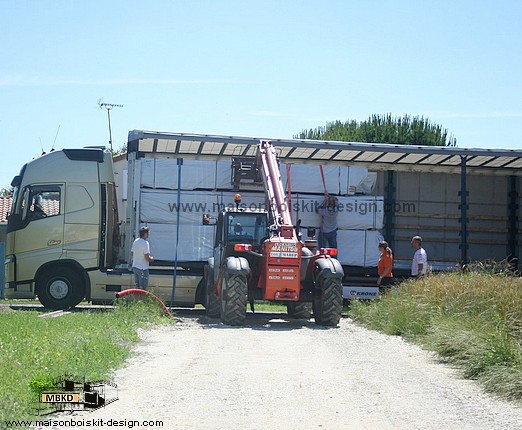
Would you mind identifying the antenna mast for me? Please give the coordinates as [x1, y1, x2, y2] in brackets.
[98, 100, 123, 152]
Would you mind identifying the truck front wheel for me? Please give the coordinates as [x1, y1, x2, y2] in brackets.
[37, 267, 85, 310]
[220, 273, 247, 326]
[313, 277, 343, 326]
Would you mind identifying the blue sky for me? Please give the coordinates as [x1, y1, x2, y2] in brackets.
[1, 0, 521, 187]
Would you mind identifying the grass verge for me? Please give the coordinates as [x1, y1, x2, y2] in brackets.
[0, 299, 171, 423]
[350, 272, 522, 401]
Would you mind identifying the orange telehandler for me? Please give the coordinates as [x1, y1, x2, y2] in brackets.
[203, 140, 344, 325]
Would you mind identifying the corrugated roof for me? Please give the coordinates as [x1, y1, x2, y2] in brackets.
[127, 130, 522, 176]
[0, 196, 60, 223]
[0, 196, 12, 223]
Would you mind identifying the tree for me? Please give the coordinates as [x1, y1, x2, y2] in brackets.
[1, 186, 13, 197]
[295, 114, 456, 146]
[111, 144, 127, 157]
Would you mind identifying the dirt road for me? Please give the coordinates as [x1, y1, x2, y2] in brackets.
[77, 312, 522, 430]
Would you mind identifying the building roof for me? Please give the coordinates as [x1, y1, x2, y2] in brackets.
[0, 196, 12, 223]
[0, 196, 60, 223]
[128, 130, 522, 176]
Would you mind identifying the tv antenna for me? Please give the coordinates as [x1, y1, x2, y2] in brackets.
[98, 99, 123, 152]
[51, 125, 60, 152]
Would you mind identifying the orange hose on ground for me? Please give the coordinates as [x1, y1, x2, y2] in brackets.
[115, 289, 173, 318]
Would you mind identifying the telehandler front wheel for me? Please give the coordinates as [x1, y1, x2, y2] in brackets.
[220, 273, 247, 326]
[313, 277, 343, 326]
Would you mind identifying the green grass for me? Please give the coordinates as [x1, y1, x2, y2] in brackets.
[250, 301, 287, 312]
[195, 301, 288, 313]
[0, 299, 171, 423]
[351, 272, 522, 401]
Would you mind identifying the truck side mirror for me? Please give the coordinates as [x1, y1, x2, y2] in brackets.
[202, 214, 216, 225]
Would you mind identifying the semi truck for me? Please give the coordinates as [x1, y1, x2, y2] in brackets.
[6, 130, 522, 310]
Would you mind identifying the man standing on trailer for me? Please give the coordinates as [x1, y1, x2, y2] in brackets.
[131, 226, 154, 289]
[317, 192, 339, 249]
[411, 235, 428, 277]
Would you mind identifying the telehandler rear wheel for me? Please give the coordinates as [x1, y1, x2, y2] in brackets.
[220, 273, 247, 326]
[313, 277, 343, 326]
[287, 302, 312, 319]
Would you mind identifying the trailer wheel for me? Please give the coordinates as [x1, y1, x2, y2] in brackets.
[205, 273, 220, 318]
[287, 302, 312, 319]
[220, 273, 247, 326]
[37, 267, 85, 310]
[313, 277, 342, 326]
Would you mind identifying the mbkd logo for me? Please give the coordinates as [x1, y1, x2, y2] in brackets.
[33, 375, 118, 416]
[41, 393, 81, 403]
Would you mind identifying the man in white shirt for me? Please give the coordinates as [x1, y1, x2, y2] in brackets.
[411, 235, 428, 277]
[131, 226, 154, 289]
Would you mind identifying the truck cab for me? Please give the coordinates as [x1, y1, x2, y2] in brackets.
[4, 148, 118, 308]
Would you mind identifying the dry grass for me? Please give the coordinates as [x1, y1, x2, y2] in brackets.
[351, 271, 522, 400]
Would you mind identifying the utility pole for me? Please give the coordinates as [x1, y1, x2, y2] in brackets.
[98, 100, 123, 152]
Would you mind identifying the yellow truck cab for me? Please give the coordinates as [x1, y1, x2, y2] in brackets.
[5, 147, 197, 309]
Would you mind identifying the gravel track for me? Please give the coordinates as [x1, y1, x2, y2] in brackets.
[75, 312, 522, 430]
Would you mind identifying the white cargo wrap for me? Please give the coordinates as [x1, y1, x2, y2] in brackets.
[335, 230, 384, 267]
[140, 190, 220, 224]
[147, 223, 216, 261]
[280, 164, 349, 195]
[132, 157, 384, 268]
[295, 195, 384, 230]
[141, 158, 376, 194]
[139, 190, 383, 231]
[147, 225, 382, 267]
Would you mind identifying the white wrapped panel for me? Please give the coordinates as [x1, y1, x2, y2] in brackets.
[154, 158, 179, 189]
[336, 230, 383, 267]
[295, 195, 384, 230]
[154, 159, 218, 190]
[364, 230, 384, 267]
[336, 230, 366, 266]
[357, 172, 377, 195]
[140, 159, 155, 188]
[216, 160, 231, 189]
[347, 166, 369, 195]
[147, 223, 215, 262]
[280, 164, 348, 195]
[140, 190, 220, 225]
[182, 159, 216, 190]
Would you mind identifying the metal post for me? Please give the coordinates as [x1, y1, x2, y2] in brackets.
[170, 158, 183, 308]
[507, 175, 519, 269]
[383, 170, 396, 248]
[107, 109, 113, 153]
[98, 101, 123, 152]
[459, 156, 468, 265]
